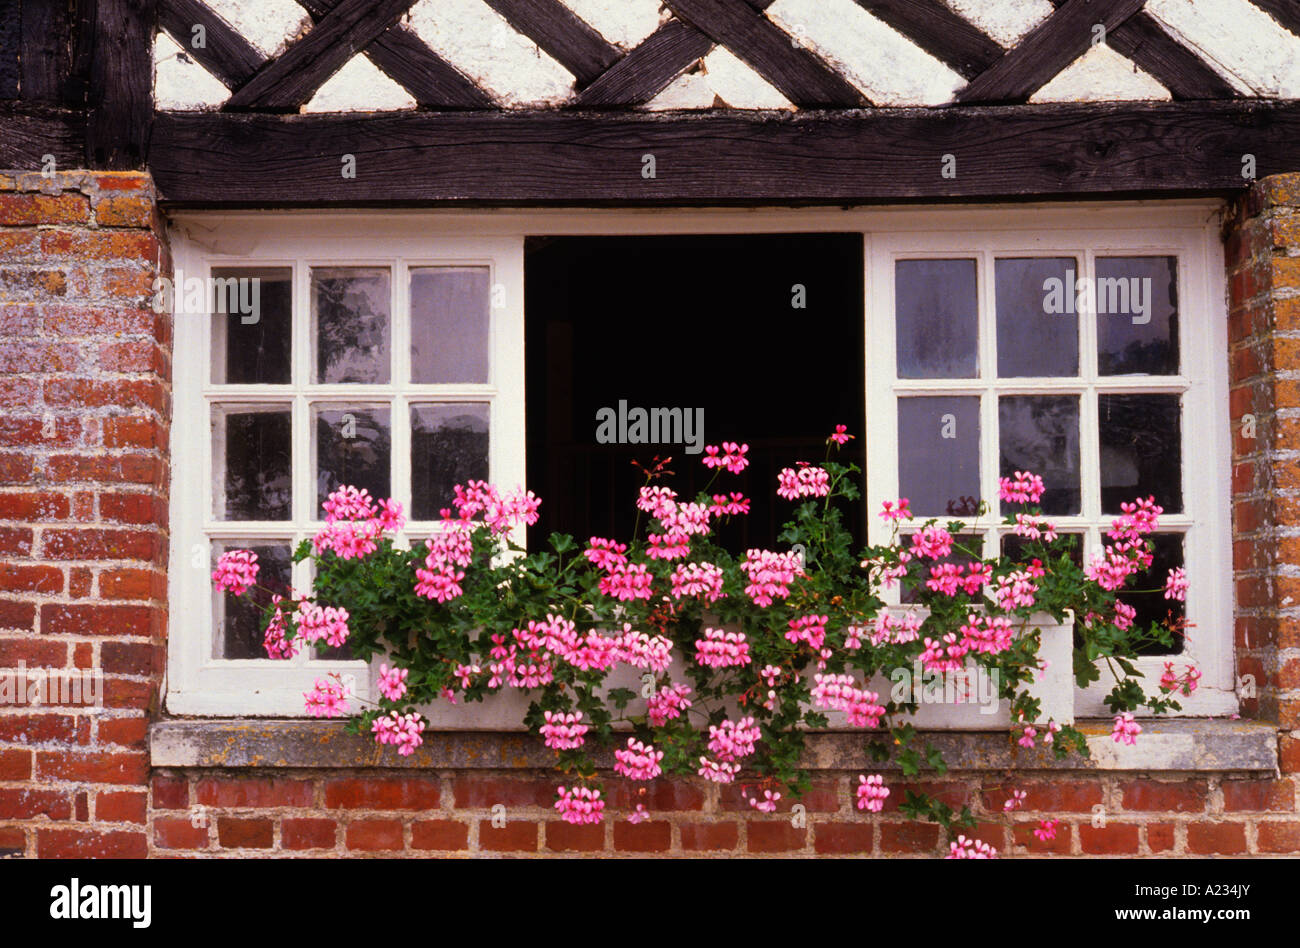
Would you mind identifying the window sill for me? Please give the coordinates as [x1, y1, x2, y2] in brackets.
[149, 718, 1279, 773]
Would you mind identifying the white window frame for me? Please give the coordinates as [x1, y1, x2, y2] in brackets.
[167, 203, 1233, 720]
[167, 218, 526, 715]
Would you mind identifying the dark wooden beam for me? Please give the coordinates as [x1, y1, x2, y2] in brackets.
[20, 0, 72, 103]
[572, 18, 714, 108]
[1107, 12, 1239, 100]
[957, 0, 1147, 104]
[854, 0, 1003, 80]
[481, 0, 620, 88]
[149, 101, 1300, 205]
[661, 0, 868, 107]
[1248, 0, 1300, 36]
[86, 0, 155, 169]
[158, 0, 266, 89]
[296, 0, 494, 110]
[226, 0, 415, 111]
[0, 0, 19, 99]
[0, 104, 84, 167]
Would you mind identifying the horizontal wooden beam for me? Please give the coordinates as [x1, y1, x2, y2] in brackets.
[148, 101, 1300, 206]
[0, 106, 86, 168]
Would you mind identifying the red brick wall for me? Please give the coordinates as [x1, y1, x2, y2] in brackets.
[3, 170, 1300, 858]
[0, 171, 170, 858]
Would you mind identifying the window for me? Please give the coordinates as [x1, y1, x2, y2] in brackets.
[168, 206, 1232, 719]
[168, 220, 524, 714]
[867, 219, 1234, 716]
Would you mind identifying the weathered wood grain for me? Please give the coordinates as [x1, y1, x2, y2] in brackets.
[482, 0, 620, 88]
[1107, 11, 1239, 100]
[572, 18, 714, 108]
[854, 0, 1005, 80]
[158, 0, 266, 90]
[86, 0, 154, 169]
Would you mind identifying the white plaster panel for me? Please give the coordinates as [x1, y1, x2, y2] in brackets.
[1030, 43, 1171, 103]
[302, 54, 418, 112]
[202, 0, 311, 58]
[940, 0, 1055, 48]
[154, 31, 229, 111]
[648, 45, 792, 110]
[555, 0, 669, 49]
[406, 0, 576, 107]
[1148, 0, 1297, 96]
[767, 0, 965, 105]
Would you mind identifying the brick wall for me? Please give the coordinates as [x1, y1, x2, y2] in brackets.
[3, 170, 1300, 858]
[0, 171, 170, 858]
[141, 770, 1300, 857]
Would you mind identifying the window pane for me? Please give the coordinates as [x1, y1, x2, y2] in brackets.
[995, 257, 1079, 377]
[314, 405, 391, 512]
[212, 406, 292, 521]
[999, 395, 1081, 515]
[211, 267, 292, 384]
[213, 541, 291, 660]
[312, 267, 391, 384]
[1115, 532, 1185, 656]
[895, 259, 978, 379]
[1096, 256, 1179, 376]
[897, 396, 980, 517]
[1001, 531, 1083, 567]
[1099, 394, 1182, 514]
[410, 267, 490, 383]
[411, 404, 490, 520]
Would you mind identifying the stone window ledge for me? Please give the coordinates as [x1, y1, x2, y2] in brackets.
[150, 718, 1279, 773]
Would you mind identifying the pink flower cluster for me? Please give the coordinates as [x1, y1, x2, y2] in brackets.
[960, 614, 1016, 655]
[999, 470, 1045, 505]
[312, 487, 406, 560]
[444, 480, 541, 535]
[739, 549, 802, 607]
[295, 603, 350, 649]
[702, 442, 750, 474]
[1165, 567, 1188, 601]
[1033, 819, 1061, 842]
[871, 610, 923, 646]
[1012, 514, 1057, 542]
[856, 774, 889, 812]
[878, 498, 912, 522]
[828, 425, 853, 446]
[636, 486, 678, 519]
[415, 525, 473, 603]
[926, 562, 993, 596]
[262, 594, 299, 660]
[811, 674, 885, 728]
[372, 710, 425, 756]
[323, 486, 376, 522]
[1159, 662, 1201, 697]
[539, 710, 588, 750]
[304, 676, 351, 718]
[695, 627, 751, 668]
[378, 663, 408, 702]
[598, 562, 654, 602]
[947, 835, 998, 859]
[777, 465, 830, 501]
[910, 524, 954, 560]
[647, 683, 692, 726]
[1112, 712, 1142, 745]
[745, 788, 781, 812]
[785, 614, 828, 652]
[614, 738, 664, 781]
[697, 757, 742, 784]
[670, 561, 725, 602]
[212, 550, 258, 596]
[707, 717, 761, 762]
[554, 786, 604, 824]
[584, 537, 627, 570]
[920, 633, 969, 673]
[710, 492, 750, 516]
[994, 570, 1039, 611]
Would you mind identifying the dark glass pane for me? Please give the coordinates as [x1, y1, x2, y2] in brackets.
[312, 268, 391, 384]
[314, 405, 391, 512]
[410, 267, 490, 383]
[1099, 394, 1182, 513]
[411, 404, 490, 520]
[995, 257, 1079, 377]
[999, 395, 1081, 515]
[1117, 533, 1185, 656]
[211, 267, 291, 384]
[213, 541, 291, 660]
[1096, 256, 1179, 376]
[897, 396, 980, 517]
[895, 259, 978, 379]
[214, 407, 292, 521]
